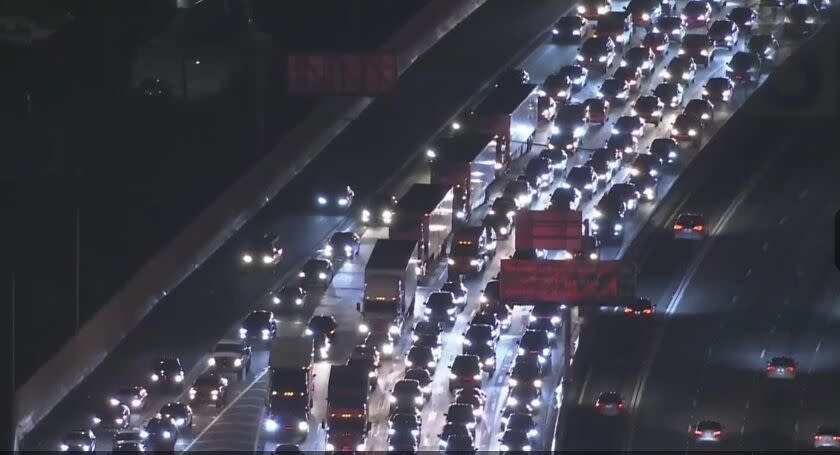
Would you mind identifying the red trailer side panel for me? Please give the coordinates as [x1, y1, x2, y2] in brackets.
[499, 259, 635, 304]
[514, 210, 583, 251]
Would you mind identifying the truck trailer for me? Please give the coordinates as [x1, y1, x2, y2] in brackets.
[429, 132, 498, 222]
[264, 338, 314, 440]
[388, 183, 454, 277]
[359, 239, 418, 337]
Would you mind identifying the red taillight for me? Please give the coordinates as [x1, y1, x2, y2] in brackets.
[815, 435, 821, 440]
[643, 309, 652, 314]
[673, 223, 684, 230]
[786, 366, 796, 372]
[767, 365, 775, 371]
[617, 403, 625, 409]
[692, 225, 704, 231]
[624, 308, 633, 313]
[694, 430, 702, 436]
[714, 430, 722, 436]
[595, 402, 602, 408]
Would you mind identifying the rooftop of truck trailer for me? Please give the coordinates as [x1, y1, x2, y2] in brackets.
[433, 132, 497, 162]
[397, 184, 452, 212]
[473, 82, 538, 114]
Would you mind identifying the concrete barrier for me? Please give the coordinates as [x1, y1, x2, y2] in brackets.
[14, 0, 490, 438]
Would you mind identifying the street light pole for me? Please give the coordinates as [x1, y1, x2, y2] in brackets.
[75, 206, 80, 331]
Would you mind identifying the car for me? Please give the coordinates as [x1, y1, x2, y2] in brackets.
[605, 132, 638, 157]
[111, 440, 144, 453]
[553, 15, 588, 42]
[662, 55, 696, 85]
[524, 156, 554, 189]
[484, 211, 514, 239]
[577, 36, 617, 71]
[349, 345, 381, 389]
[608, 182, 642, 211]
[444, 434, 477, 454]
[505, 413, 539, 438]
[625, 297, 655, 315]
[92, 403, 130, 429]
[613, 115, 645, 137]
[673, 213, 707, 239]
[626, 0, 663, 28]
[108, 386, 149, 410]
[60, 430, 96, 452]
[405, 345, 437, 373]
[159, 402, 194, 430]
[653, 82, 684, 108]
[649, 137, 679, 164]
[305, 314, 337, 359]
[784, 3, 818, 38]
[490, 195, 519, 218]
[671, 113, 703, 145]
[702, 77, 734, 105]
[541, 141, 572, 169]
[390, 379, 425, 413]
[529, 305, 562, 334]
[556, 64, 590, 89]
[518, 329, 552, 365]
[612, 66, 643, 92]
[470, 310, 503, 334]
[541, 72, 574, 104]
[554, 102, 591, 139]
[500, 430, 532, 452]
[455, 388, 487, 421]
[495, 68, 530, 88]
[598, 77, 630, 102]
[424, 291, 457, 326]
[449, 354, 484, 391]
[441, 279, 469, 310]
[654, 15, 687, 41]
[405, 368, 433, 397]
[273, 444, 303, 454]
[387, 431, 419, 452]
[683, 99, 714, 126]
[142, 415, 178, 451]
[270, 285, 307, 310]
[630, 172, 659, 201]
[550, 186, 583, 211]
[586, 155, 614, 184]
[188, 372, 229, 408]
[537, 90, 559, 122]
[412, 320, 442, 350]
[728, 7, 757, 34]
[813, 426, 840, 448]
[577, 0, 613, 20]
[503, 179, 536, 208]
[438, 423, 472, 450]
[240, 234, 283, 266]
[509, 354, 544, 389]
[642, 31, 670, 56]
[462, 324, 498, 372]
[566, 165, 598, 199]
[694, 420, 723, 442]
[748, 34, 779, 63]
[324, 231, 360, 259]
[766, 356, 797, 379]
[707, 19, 739, 50]
[315, 183, 354, 210]
[298, 258, 334, 288]
[631, 153, 664, 179]
[592, 195, 627, 241]
[595, 391, 625, 416]
[445, 403, 478, 435]
[480, 280, 501, 307]
[595, 11, 634, 47]
[681, 0, 712, 28]
[631, 96, 664, 126]
[726, 51, 762, 83]
[363, 328, 396, 357]
[621, 46, 656, 75]
[207, 339, 251, 380]
[149, 357, 185, 388]
[503, 383, 542, 417]
[240, 309, 277, 342]
[360, 193, 398, 225]
[583, 97, 611, 124]
[678, 34, 714, 69]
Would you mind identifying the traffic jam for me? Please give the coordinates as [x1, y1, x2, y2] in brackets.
[52, 0, 825, 452]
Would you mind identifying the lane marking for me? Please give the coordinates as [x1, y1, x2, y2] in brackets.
[760, 349, 766, 359]
[762, 241, 769, 252]
[744, 400, 750, 410]
[577, 368, 593, 406]
[745, 268, 753, 278]
[816, 340, 822, 352]
[799, 189, 808, 199]
[779, 215, 788, 225]
[731, 295, 739, 304]
[769, 324, 776, 334]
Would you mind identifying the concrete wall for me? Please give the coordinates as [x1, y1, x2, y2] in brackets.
[14, 0, 489, 437]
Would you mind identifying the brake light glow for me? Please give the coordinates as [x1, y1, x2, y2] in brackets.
[624, 308, 633, 313]
[595, 402, 602, 408]
[833, 436, 840, 441]
[786, 366, 795, 372]
[673, 224, 684, 230]
[617, 403, 624, 408]
[643, 309, 652, 314]
[767, 365, 775, 371]
[694, 430, 702, 435]
[692, 225, 704, 231]
[714, 430, 721, 436]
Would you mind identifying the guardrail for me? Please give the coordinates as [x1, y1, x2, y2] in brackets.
[13, 0, 490, 439]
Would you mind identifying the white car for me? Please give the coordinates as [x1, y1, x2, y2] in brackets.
[814, 426, 840, 448]
[693, 420, 723, 442]
[766, 356, 797, 380]
[594, 391, 624, 416]
[673, 213, 707, 240]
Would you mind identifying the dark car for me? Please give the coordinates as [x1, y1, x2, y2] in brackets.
[553, 15, 587, 42]
[613, 66, 644, 92]
[583, 97, 611, 124]
[595, 391, 626, 415]
[726, 51, 762, 83]
[550, 186, 583, 211]
[149, 357, 185, 388]
[391, 379, 425, 413]
[490, 195, 519, 218]
[524, 157, 554, 189]
[60, 430, 96, 452]
[702, 76, 734, 104]
[654, 15, 687, 41]
[364, 329, 397, 358]
[424, 291, 457, 326]
[566, 165, 598, 199]
[606, 132, 638, 157]
[387, 431, 419, 452]
[784, 3, 818, 38]
[462, 324, 498, 373]
[405, 368, 433, 397]
[626, 0, 663, 28]
[188, 372, 229, 408]
[543, 137, 573, 166]
[445, 403, 478, 435]
[504, 178, 536, 207]
[599, 77, 630, 103]
[608, 182, 642, 211]
[642, 31, 670, 56]
[92, 403, 130, 430]
[592, 194, 628, 241]
[508, 356, 544, 390]
[360, 193, 398, 225]
[441, 279, 469, 310]
[632, 95, 665, 125]
[274, 444, 303, 454]
[620, 46, 656, 75]
[671, 113, 703, 145]
[662, 55, 697, 85]
[541, 73, 574, 104]
[159, 401, 194, 430]
[748, 34, 779, 63]
[270, 285, 307, 310]
[504, 413, 539, 438]
[625, 297, 656, 315]
[683, 98, 714, 124]
[142, 416, 177, 451]
[499, 430, 532, 452]
[240, 233, 283, 267]
[444, 434, 477, 454]
[412, 320, 442, 350]
[595, 12, 634, 48]
[577, 36, 617, 71]
[315, 183, 354, 210]
[554, 102, 591, 139]
[449, 354, 484, 391]
[679, 33, 715, 67]
[707, 19, 739, 49]
[518, 330, 552, 364]
[298, 258, 334, 288]
[108, 386, 149, 411]
[503, 383, 542, 417]
[556, 64, 590, 89]
[405, 345, 437, 373]
[324, 231, 360, 259]
[306, 314, 337, 359]
[495, 68, 530, 88]
[728, 7, 757, 34]
[631, 153, 664, 179]
[349, 344, 381, 389]
[438, 423, 471, 450]
[630, 171, 660, 201]
[112, 430, 144, 450]
[470, 310, 502, 333]
[585, 155, 614, 184]
[613, 114, 645, 137]
[484, 211, 514, 239]
[681, 0, 712, 28]
[577, 0, 613, 19]
[653, 82, 684, 108]
[528, 306, 561, 338]
[240, 309, 277, 342]
[111, 441, 144, 453]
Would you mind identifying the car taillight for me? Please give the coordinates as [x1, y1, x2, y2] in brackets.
[714, 430, 721, 436]
[624, 308, 633, 313]
[767, 365, 775, 371]
[673, 223, 684, 230]
[786, 366, 795, 372]
[643, 309, 652, 314]
[595, 402, 602, 408]
[692, 225, 704, 231]
[694, 430, 702, 436]
[833, 436, 840, 441]
[617, 403, 625, 408]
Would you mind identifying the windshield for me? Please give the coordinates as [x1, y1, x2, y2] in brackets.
[452, 357, 480, 374]
[683, 35, 708, 48]
[447, 406, 473, 422]
[428, 293, 453, 308]
[303, 260, 327, 273]
[484, 281, 500, 298]
[709, 22, 730, 34]
[602, 79, 622, 91]
[522, 331, 548, 347]
[568, 168, 590, 182]
[685, 1, 707, 13]
[581, 38, 607, 54]
[195, 375, 220, 388]
[557, 106, 585, 124]
[330, 232, 355, 244]
[155, 359, 179, 370]
[731, 54, 755, 68]
[394, 381, 420, 394]
[512, 363, 539, 378]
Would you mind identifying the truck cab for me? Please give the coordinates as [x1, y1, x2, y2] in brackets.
[326, 365, 371, 452]
[264, 339, 314, 440]
[448, 226, 496, 276]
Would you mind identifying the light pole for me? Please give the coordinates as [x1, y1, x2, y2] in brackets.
[75, 206, 80, 331]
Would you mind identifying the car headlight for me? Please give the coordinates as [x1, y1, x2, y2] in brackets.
[447, 258, 455, 265]
[298, 271, 305, 278]
[542, 348, 551, 357]
[584, 183, 594, 190]
[424, 307, 432, 314]
[463, 338, 472, 346]
[241, 253, 253, 264]
[304, 328, 313, 336]
[131, 398, 142, 408]
[174, 417, 185, 426]
[162, 431, 171, 439]
[92, 416, 101, 424]
[534, 379, 543, 388]
[473, 408, 483, 417]
[524, 445, 532, 451]
[338, 198, 349, 206]
[725, 35, 733, 41]
[682, 73, 690, 80]
[688, 129, 697, 136]
[597, 5, 609, 13]
[447, 308, 456, 315]
[507, 397, 519, 406]
[697, 14, 706, 20]
[592, 209, 603, 219]
[577, 5, 586, 13]
[262, 255, 273, 264]
[614, 224, 623, 232]
[382, 343, 394, 355]
[450, 373, 458, 380]
[485, 357, 495, 366]
[356, 443, 366, 451]
[140, 431, 149, 439]
[233, 358, 242, 367]
[723, 90, 731, 97]
[298, 421, 309, 431]
[598, 56, 608, 62]
[487, 340, 494, 346]
[108, 397, 120, 407]
[552, 28, 560, 35]
[207, 357, 216, 367]
[358, 323, 369, 334]
[680, 14, 687, 19]
[678, 49, 685, 55]
[427, 361, 436, 368]
[551, 316, 561, 324]
[317, 196, 327, 205]
[81, 445, 90, 452]
[474, 374, 483, 380]
[500, 227, 509, 235]
[325, 443, 335, 451]
[59, 444, 70, 451]
[642, 13, 650, 20]
[405, 359, 413, 367]
[189, 387, 197, 396]
[361, 209, 371, 222]
[174, 373, 184, 383]
[263, 418, 278, 432]
[318, 272, 327, 280]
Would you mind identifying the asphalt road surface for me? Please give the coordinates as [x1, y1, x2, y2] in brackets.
[24, 0, 810, 450]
